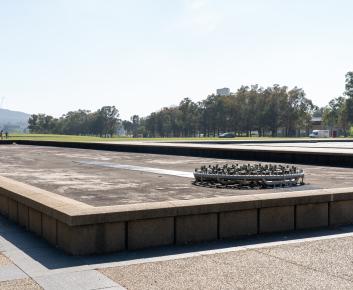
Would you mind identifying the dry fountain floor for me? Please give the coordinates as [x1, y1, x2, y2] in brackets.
[1, 144, 353, 207]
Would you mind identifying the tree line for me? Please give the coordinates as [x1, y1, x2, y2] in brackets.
[128, 85, 315, 138]
[28, 106, 119, 137]
[124, 72, 353, 138]
[28, 72, 353, 138]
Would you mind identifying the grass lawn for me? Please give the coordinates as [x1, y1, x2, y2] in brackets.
[3, 133, 348, 143]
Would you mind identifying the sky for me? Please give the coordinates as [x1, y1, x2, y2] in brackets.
[0, 0, 352, 119]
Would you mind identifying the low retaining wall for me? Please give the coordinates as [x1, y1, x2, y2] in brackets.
[2, 176, 353, 255]
[3, 140, 353, 167]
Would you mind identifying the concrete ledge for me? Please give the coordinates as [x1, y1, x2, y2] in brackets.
[219, 209, 258, 239]
[102, 222, 126, 253]
[8, 199, 18, 223]
[57, 221, 125, 255]
[42, 214, 57, 246]
[128, 217, 174, 250]
[2, 175, 353, 254]
[330, 200, 353, 226]
[260, 206, 295, 233]
[18, 203, 29, 229]
[29, 208, 42, 236]
[176, 213, 217, 244]
[0, 194, 8, 217]
[296, 203, 328, 229]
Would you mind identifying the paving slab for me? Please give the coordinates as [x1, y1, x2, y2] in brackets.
[0, 264, 28, 282]
[34, 270, 121, 290]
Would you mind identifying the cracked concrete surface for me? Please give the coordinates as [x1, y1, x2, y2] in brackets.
[1, 144, 353, 206]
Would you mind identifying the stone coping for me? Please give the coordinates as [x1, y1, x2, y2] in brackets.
[1, 175, 353, 226]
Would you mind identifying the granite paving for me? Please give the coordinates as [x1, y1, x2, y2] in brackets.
[34, 270, 121, 290]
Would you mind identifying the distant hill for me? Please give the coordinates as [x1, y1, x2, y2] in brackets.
[0, 108, 30, 132]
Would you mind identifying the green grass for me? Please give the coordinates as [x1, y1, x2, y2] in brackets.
[4, 133, 349, 143]
[8, 134, 136, 142]
[7, 133, 246, 142]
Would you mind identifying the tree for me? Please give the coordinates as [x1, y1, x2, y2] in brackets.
[260, 85, 287, 137]
[122, 120, 133, 136]
[61, 110, 91, 135]
[93, 106, 120, 137]
[344, 72, 353, 98]
[28, 114, 39, 133]
[131, 115, 140, 137]
[179, 98, 199, 137]
[344, 72, 353, 125]
[28, 114, 57, 133]
[287, 87, 315, 136]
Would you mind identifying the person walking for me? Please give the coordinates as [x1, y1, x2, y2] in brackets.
[0, 130, 3, 140]
[5, 131, 8, 139]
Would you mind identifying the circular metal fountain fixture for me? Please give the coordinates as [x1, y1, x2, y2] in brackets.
[193, 163, 304, 189]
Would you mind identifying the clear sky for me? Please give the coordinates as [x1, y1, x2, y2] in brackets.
[0, 0, 352, 119]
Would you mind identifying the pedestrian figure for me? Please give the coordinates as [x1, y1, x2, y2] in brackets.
[0, 130, 3, 140]
[5, 131, 8, 139]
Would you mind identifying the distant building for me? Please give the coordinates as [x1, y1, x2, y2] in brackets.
[116, 126, 126, 136]
[216, 88, 230, 96]
[310, 116, 342, 137]
[311, 117, 324, 130]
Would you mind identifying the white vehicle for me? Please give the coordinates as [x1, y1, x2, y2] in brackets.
[309, 130, 330, 138]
